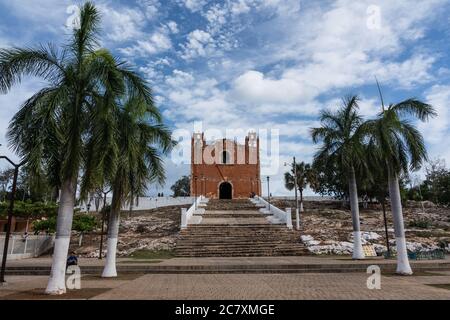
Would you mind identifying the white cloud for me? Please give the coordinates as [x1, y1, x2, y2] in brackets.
[420, 85, 450, 144]
[205, 4, 228, 26]
[178, 0, 207, 12]
[0, 0, 69, 26]
[0, 79, 45, 166]
[232, 70, 305, 105]
[1, 0, 448, 194]
[167, 21, 179, 34]
[120, 28, 172, 56]
[230, 0, 251, 15]
[228, 54, 434, 113]
[138, 0, 160, 19]
[180, 29, 216, 60]
[99, 5, 146, 42]
[165, 70, 195, 87]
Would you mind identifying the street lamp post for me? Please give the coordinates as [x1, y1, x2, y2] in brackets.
[193, 175, 197, 210]
[200, 174, 204, 197]
[267, 176, 271, 211]
[284, 158, 300, 230]
[0, 156, 26, 283]
[98, 188, 111, 260]
[292, 157, 301, 230]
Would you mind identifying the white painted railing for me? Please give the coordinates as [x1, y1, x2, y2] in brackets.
[181, 196, 204, 229]
[253, 196, 293, 229]
[0, 234, 54, 260]
[269, 196, 335, 201]
[79, 196, 195, 212]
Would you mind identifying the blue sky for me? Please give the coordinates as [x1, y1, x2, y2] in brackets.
[1, 0, 450, 196]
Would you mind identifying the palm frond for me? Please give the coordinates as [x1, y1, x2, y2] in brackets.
[390, 99, 437, 121]
[0, 44, 65, 93]
[70, 2, 101, 58]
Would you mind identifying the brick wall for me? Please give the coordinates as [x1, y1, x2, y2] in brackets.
[191, 133, 261, 199]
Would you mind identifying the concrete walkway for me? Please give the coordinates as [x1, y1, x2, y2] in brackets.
[6, 255, 450, 268]
[2, 256, 450, 300]
[1, 271, 450, 300]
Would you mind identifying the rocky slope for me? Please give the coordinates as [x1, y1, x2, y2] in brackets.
[272, 199, 450, 255]
[71, 200, 450, 257]
[71, 205, 182, 258]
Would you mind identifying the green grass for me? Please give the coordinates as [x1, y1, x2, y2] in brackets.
[384, 271, 448, 277]
[426, 284, 450, 290]
[82, 274, 144, 280]
[127, 249, 175, 260]
[118, 260, 163, 264]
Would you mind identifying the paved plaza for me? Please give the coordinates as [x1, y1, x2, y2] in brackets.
[1, 271, 450, 300]
[5, 255, 450, 268]
[1, 256, 450, 300]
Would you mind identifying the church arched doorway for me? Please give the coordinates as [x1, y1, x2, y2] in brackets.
[219, 182, 232, 199]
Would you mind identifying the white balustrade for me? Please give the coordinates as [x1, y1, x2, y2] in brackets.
[0, 234, 54, 260]
[180, 196, 204, 229]
[286, 208, 293, 230]
[253, 196, 294, 229]
[181, 208, 188, 230]
[80, 196, 196, 212]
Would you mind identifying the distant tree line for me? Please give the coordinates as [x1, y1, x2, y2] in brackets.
[407, 158, 450, 206]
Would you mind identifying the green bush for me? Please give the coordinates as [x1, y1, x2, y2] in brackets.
[408, 219, 432, 229]
[0, 201, 58, 219]
[72, 214, 97, 233]
[32, 216, 57, 233]
[33, 214, 98, 234]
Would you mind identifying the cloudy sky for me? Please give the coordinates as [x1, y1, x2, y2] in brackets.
[0, 0, 450, 196]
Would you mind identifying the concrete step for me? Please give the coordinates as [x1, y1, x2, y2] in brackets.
[206, 199, 258, 211]
[178, 236, 299, 241]
[6, 262, 450, 275]
[200, 214, 265, 218]
[175, 243, 305, 252]
[176, 199, 300, 257]
[178, 233, 297, 237]
[179, 230, 297, 234]
[175, 247, 307, 252]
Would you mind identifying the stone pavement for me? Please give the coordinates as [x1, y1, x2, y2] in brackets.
[6, 255, 450, 267]
[1, 272, 450, 300]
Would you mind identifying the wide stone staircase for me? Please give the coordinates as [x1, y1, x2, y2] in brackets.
[175, 199, 308, 257]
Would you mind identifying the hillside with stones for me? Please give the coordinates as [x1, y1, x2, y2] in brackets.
[272, 199, 450, 255]
[71, 205, 183, 258]
[71, 200, 450, 258]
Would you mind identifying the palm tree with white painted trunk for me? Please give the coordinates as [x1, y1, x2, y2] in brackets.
[363, 99, 436, 274]
[101, 96, 173, 277]
[284, 161, 315, 212]
[311, 96, 367, 259]
[1, 2, 152, 294]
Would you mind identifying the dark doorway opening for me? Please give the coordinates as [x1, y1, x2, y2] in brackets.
[219, 182, 232, 199]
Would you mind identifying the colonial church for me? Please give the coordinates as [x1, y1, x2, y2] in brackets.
[190, 132, 262, 199]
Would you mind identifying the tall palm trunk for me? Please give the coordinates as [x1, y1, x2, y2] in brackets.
[45, 177, 76, 295]
[348, 167, 364, 259]
[387, 169, 413, 275]
[299, 188, 304, 212]
[102, 192, 121, 278]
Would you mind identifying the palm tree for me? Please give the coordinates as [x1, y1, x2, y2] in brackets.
[101, 96, 173, 277]
[311, 96, 367, 259]
[364, 99, 436, 274]
[0, 169, 15, 202]
[284, 161, 314, 212]
[0, 2, 152, 294]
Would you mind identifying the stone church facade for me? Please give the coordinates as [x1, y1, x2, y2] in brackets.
[190, 132, 261, 199]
